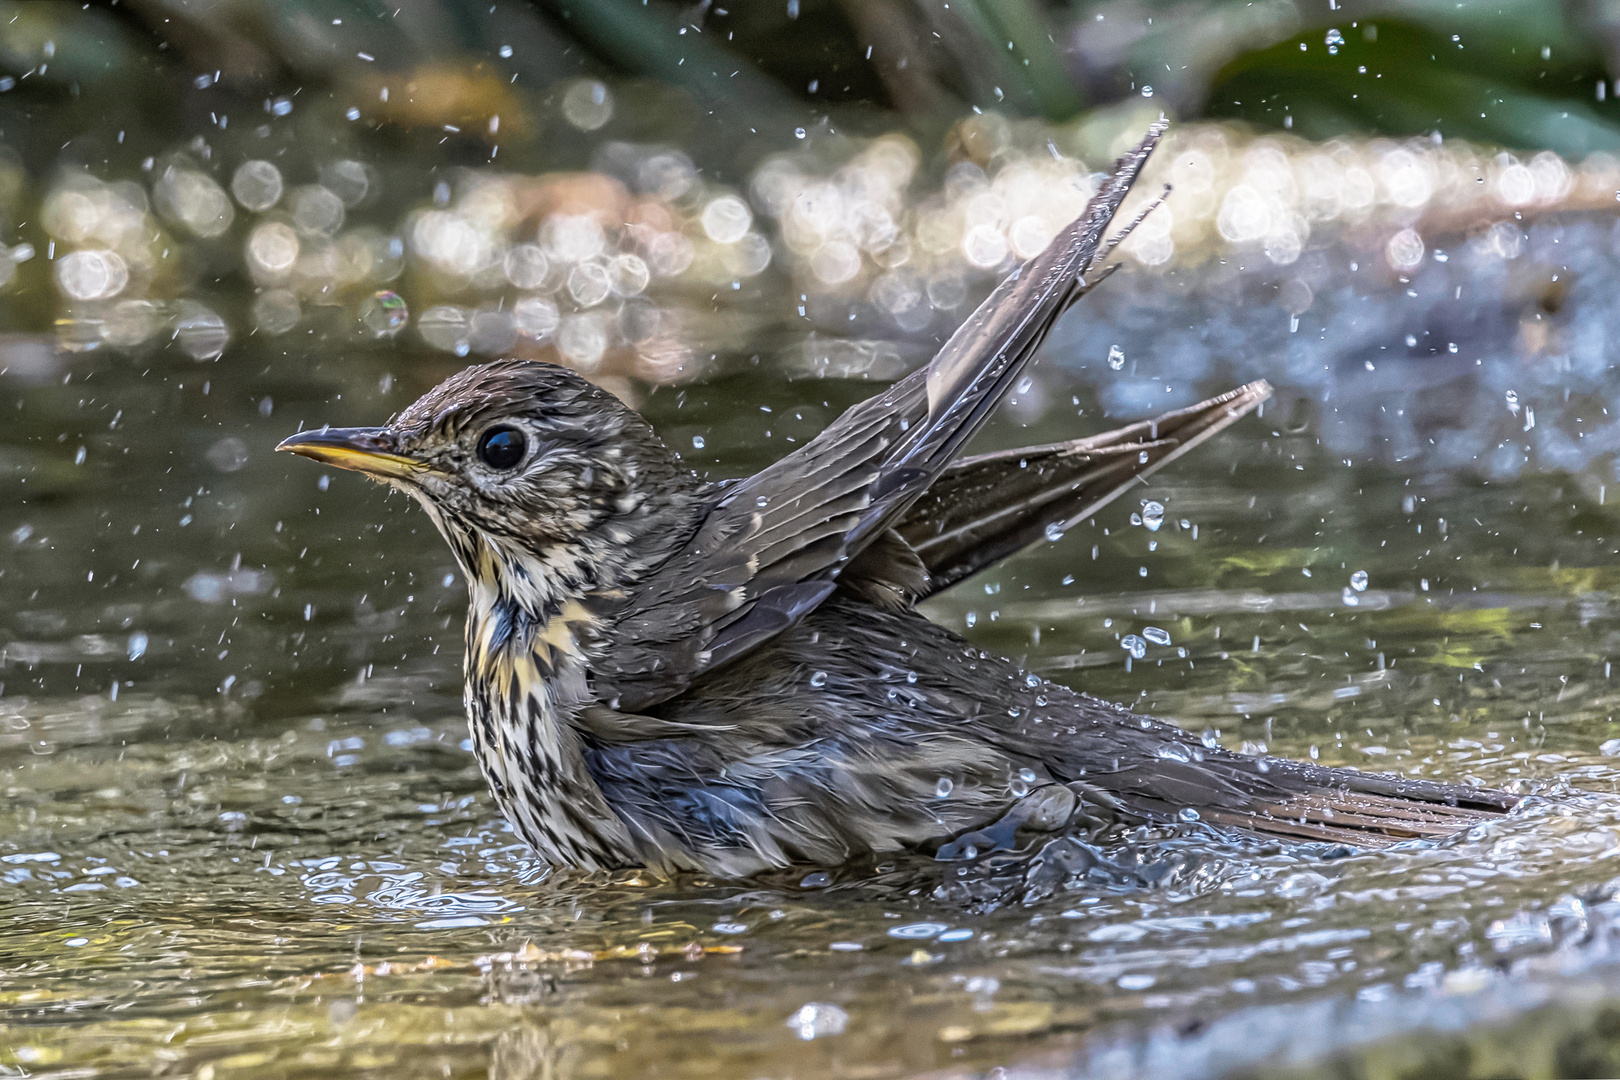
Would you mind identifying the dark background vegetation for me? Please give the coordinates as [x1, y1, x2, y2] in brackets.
[9, 1, 1620, 172]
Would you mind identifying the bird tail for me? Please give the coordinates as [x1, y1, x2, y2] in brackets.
[1041, 696, 1517, 847]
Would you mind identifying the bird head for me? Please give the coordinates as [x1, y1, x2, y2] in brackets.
[278, 359, 699, 598]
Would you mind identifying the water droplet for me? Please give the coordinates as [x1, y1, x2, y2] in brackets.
[1350, 569, 1369, 592]
[809, 670, 828, 688]
[787, 1002, 847, 1040]
[1505, 389, 1520, 414]
[360, 290, 408, 338]
[1142, 626, 1170, 646]
[1121, 635, 1146, 660]
[965, 611, 977, 627]
[1024, 673, 1040, 688]
[1044, 522, 1066, 542]
[1157, 743, 1191, 762]
[691, 435, 706, 450]
[1342, 587, 1360, 607]
[1200, 729, 1220, 749]
[1107, 344, 1125, 370]
[1009, 776, 1030, 797]
[935, 777, 953, 798]
[1178, 807, 1202, 822]
[127, 631, 148, 661]
[1018, 768, 1037, 783]
[1141, 501, 1164, 531]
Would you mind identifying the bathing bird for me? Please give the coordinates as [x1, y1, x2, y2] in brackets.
[279, 123, 1515, 876]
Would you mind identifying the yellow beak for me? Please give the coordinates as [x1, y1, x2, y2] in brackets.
[275, 426, 427, 482]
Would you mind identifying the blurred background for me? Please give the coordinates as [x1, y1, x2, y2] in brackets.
[7, 0, 1620, 466]
[16, 3, 1620, 1079]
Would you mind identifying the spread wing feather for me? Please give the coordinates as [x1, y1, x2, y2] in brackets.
[899, 380, 1273, 596]
[592, 121, 1168, 711]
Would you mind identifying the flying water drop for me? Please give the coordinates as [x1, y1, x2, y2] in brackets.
[1106, 344, 1125, 370]
[1350, 569, 1369, 591]
[1142, 626, 1171, 646]
[1141, 501, 1164, 531]
[360, 290, 409, 338]
[1121, 634, 1146, 660]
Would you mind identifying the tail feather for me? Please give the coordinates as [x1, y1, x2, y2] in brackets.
[1034, 692, 1517, 847]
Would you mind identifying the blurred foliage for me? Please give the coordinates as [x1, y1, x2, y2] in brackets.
[3, 1, 1620, 163]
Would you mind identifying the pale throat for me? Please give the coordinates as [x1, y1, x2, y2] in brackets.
[452, 528, 637, 869]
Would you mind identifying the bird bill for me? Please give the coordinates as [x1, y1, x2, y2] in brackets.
[275, 427, 428, 482]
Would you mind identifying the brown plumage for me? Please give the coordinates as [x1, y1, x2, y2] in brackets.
[278, 123, 1516, 877]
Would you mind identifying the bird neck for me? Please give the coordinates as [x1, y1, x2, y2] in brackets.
[422, 485, 705, 868]
[453, 527, 639, 869]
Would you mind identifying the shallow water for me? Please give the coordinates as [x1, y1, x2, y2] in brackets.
[7, 306, 1620, 1078]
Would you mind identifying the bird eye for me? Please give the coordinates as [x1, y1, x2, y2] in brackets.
[476, 426, 526, 470]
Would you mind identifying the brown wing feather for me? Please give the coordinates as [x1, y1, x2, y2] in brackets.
[591, 121, 1171, 711]
[900, 380, 1272, 596]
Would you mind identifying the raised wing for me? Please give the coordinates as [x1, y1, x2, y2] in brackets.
[591, 121, 1168, 712]
[900, 381, 1272, 596]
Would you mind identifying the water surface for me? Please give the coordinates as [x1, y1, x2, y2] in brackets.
[7, 308, 1620, 1077]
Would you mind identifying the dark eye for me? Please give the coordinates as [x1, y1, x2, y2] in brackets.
[477, 426, 526, 470]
